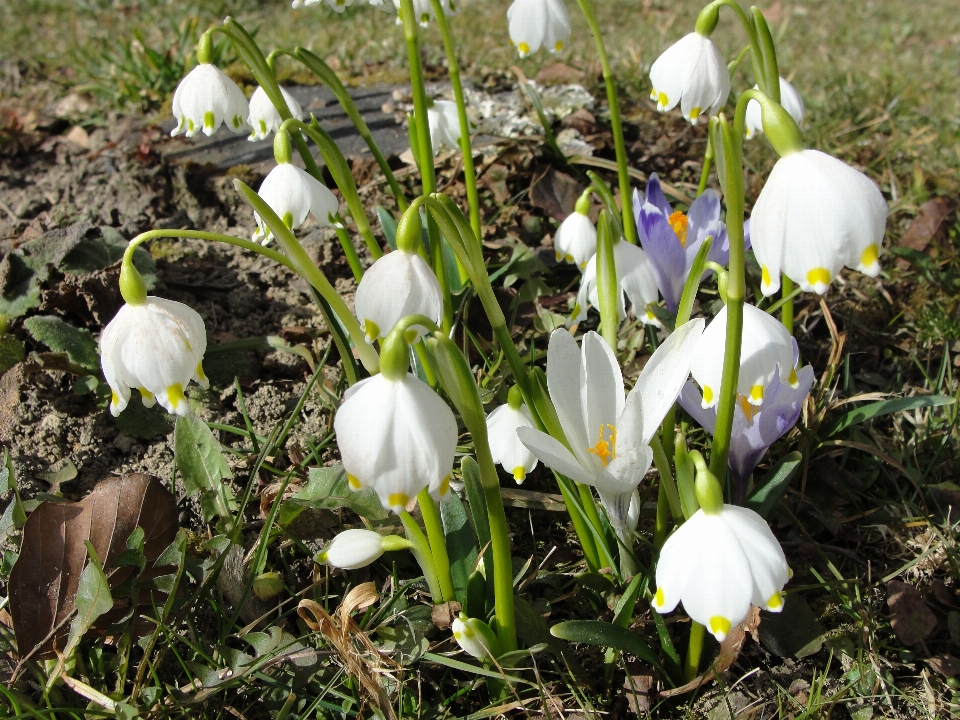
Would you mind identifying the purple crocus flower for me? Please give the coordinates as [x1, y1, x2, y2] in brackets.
[678, 364, 814, 503]
[633, 174, 745, 312]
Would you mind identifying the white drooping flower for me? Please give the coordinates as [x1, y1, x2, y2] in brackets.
[353, 249, 443, 343]
[649, 32, 730, 124]
[316, 529, 386, 569]
[452, 613, 501, 659]
[100, 297, 208, 417]
[506, 0, 572, 58]
[517, 320, 704, 531]
[334, 372, 457, 513]
[554, 209, 597, 270]
[750, 149, 887, 296]
[391, 0, 455, 26]
[689, 303, 799, 409]
[745, 78, 804, 140]
[247, 86, 304, 142]
[427, 100, 462, 154]
[171, 63, 249, 138]
[252, 163, 340, 244]
[572, 240, 662, 327]
[486, 388, 538, 483]
[652, 504, 790, 641]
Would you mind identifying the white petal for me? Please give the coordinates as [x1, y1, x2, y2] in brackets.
[516, 427, 595, 485]
[542, 0, 572, 53]
[546, 329, 591, 461]
[248, 86, 303, 141]
[507, 0, 547, 57]
[354, 251, 443, 342]
[580, 332, 625, 451]
[554, 212, 597, 269]
[721, 506, 789, 610]
[321, 529, 385, 569]
[487, 404, 539, 481]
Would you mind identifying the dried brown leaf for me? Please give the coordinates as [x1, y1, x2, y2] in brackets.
[529, 167, 582, 221]
[897, 197, 953, 268]
[927, 654, 960, 678]
[887, 580, 937, 646]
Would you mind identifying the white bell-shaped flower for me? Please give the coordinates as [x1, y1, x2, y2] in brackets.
[486, 387, 538, 483]
[652, 504, 790, 641]
[100, 297, 208, 417]
[572, 240, 661, 327]
[745, 78, 804, 140]
[252, 162, 340, 244]
[750, 149, 887, 296]
[335, 372, 457, 513]
[427, 100, 462, 154]
[649, 32, 730, 125]
[689, 303, 798, 408]
[452, 613, 501, 659]
[247, 86, 304, 142]
[506, 0, 572, 58]
[391, 0, 454, 26]
[353, 249, 443, 343]
[555, 209, 597, 270]
[316, 529, 385, 569]
[517, 321, 704, 531]
[171, 63, 249, 138]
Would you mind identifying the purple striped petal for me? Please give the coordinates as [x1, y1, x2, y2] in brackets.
[644, 173, 673, 219]
[638, 203, 686, 311]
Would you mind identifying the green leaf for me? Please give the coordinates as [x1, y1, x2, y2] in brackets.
[0, 334, 24, 374]
[174, 415, 233, 497]
[746, 451, 803, 519]
[24, 315, 100, 371]
[758, 593, 824, 658]
[61, 227, 157, 288]
[612, 573, 644, 628]
[550, 620, 665, 675]
[460, 456, 490, 554]
[0, 252, 41, 319]
[280, 464, 388, 523]
[822, 395, 954, 438]
[440, 491, 477, 605]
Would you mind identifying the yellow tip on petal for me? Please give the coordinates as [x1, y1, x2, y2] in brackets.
[709, 616, 731, 640]
[389, 492, 409, 509]
[860, 243, 879, 270]
[138, 387, 155, 402]
[766, 592, 783, 611]
[203, 111, 215, 130]
[688, 106, 701, 120]
[512, 467, 526, 483]
[787, 566, 794, 579]
[348, 474, 362, 489]
[653, 587, 665, 608]
[748, 384, 764, 405]
[657, 91, 669, 110]
[166, 383, 187, 411]
[761, 264, 772, 288]
[196, 363, 207, 383]
[788, 367, 799, 388]
[518, 42, 530, 56]
[554, 41, 563, 52]
[806, 267, 831, 292]
[437, 475, 451, 497]
[453, 630, 462, 641]
[702, 386, 714, 406]
[364, 319, 381, 342]
[111, 390, 120, 407]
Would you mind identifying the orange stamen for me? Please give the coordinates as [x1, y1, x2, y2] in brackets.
[668, 211, 689, 247]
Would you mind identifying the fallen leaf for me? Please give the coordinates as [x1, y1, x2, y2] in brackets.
[927, 654, 960, 678]
[887, 580, 937, 645]
[535, 63, 584, 86]
[622, 661, 655, 714]
[8, 474, 178, 660]
[431, 601, 462, 631]
[896, 197, 953, 268]
[64, 126, 90, 149]
[529, 167, 582, 221]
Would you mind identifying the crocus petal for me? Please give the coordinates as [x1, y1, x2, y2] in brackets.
[516, 427, 596, 485]
[580, 331, 625, 448]
[546, 329, 591, 463]
[638, 203, 687, 311]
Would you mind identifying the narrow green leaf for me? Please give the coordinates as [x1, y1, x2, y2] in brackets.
[460, 456, 490, 554]
[612, 573, 644, 628]
[280, 464, 388, 523]
[440, 491, 478, 605]
[550, 620, 665, 676]
[24, 315, 99, 371]
[823, 395, 954, 438]
[174, 415, 233, 497]
[746, 451, 803, 519]
[421, 652, 530, 686]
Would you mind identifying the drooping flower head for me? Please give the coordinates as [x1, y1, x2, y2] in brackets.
[506, 0, 572, 58]
[555, 191, 597, 269]
[353, 250, 443, 344]
[571, 239, 661, 327]
[517, 320, 704, 531]
[745, 77, 804, 140]
[648, 31, 730, 125]
[100, 296, 208, 417]
[171, 63, 249, 138]
[634, 174, 736, 311]
[248, 86, 304, 142]
[487, 386, 539, 483]
[391, 0, 455, 26]
[427, 100, 462, 154]
[316, 528, 412, 569]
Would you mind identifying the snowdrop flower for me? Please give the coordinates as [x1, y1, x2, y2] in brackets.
[335, 372, 457, 513]
[750, 149, 887, 296]
[745, 78, 804, 140]
[247, 86, 304, 142]
[391, 0, 454, 26]
[100, 297, 208, 417]
[653, 499, 790, 642]
[291, 0, 357, 11]
[571, 239, 661, 327]
[554, 192, 597, 269]
[679, 364, 814, 494]
[452, 613, 501, 660]
[252, 162, 340, 244]
[487, 386, 539, 483]
[427, 100, 461, 153]
[506, 0, 572, 58]
[517, 320, 704, 532]
[634, 174, 734, 311]
[353, 248, 443, 343]
[316, 529, 412, 569]
[690, 303, 799, 409]
[171, 63, 249, 138]
[649, 32, 730, 124]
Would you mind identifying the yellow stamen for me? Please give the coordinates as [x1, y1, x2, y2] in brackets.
[861, 243, 879, 269]
[709, 616, 731, 639]
[654, 587, 665, 607]
[554, 41, 564, 52]
[806, 267, 831, 289]
[748, 384, 764, 405]
[668, 211, 689, 247]
[766, 592, 783, 610]
[518, 42, 530, 55]
[166, 383, 187, 410]
[348, 474, 362, 489]
[587, 424, 617, 466]
[761, 264, 772, 288]
[702, 386, 714, 405]
[738, 395, 758, 422]
[513, 467, 526, 483]
[389, 492, 409, 509]
[437, 475, 451, 497]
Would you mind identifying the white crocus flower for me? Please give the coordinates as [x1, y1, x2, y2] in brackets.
[689, 303, 799, 409]
[452, 613, 501, 660]
[353, 249, 443, 343]
[554, 208, 597, 270]
[316, 529, 386, 569]
[750, 149, 887, 296]
[652, 504, 790, 641]
[649, 32, 730, 125]
[391, 0, 454, 26]
[247, 86, 304, 142]
[100, 297, 208, 417]
[572, 240, 661, 327]
[252, 162, 340, 244]
[171, 64, 249, 138]
[335, 372, 457, 513]
[745, 78, 804, 140]
[427, 100, 462, 154]
[507, 0, 572, 58]
[486, 387, 538, 483]
[517, 320, 704, 531]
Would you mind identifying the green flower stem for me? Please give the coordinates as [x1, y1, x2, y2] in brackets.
[684, 621, 706, 682]
[429, 0, 482, 240]
[596, 211, 620, 349]
[292, 47, 409, 211]
[653, 480, 670, 549]
[399, 511, 445, 603]
[234, 179, 380, 375]
[780, 276, 795, 333]
[706, 115, 745, 486]
[697, 132, 714, 197]
[399, 1, 436, 192]
[708, 1, 769, 98]
[417, 488, 455, 603]
[333, 215, 364, 282]
[574, 0, 637, 245]
[122, 229, 297, 274]
[751, 7, 781, 104]
[651, 436, 682, 521]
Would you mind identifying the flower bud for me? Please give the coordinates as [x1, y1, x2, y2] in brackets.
[451, 613, 501, 660]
